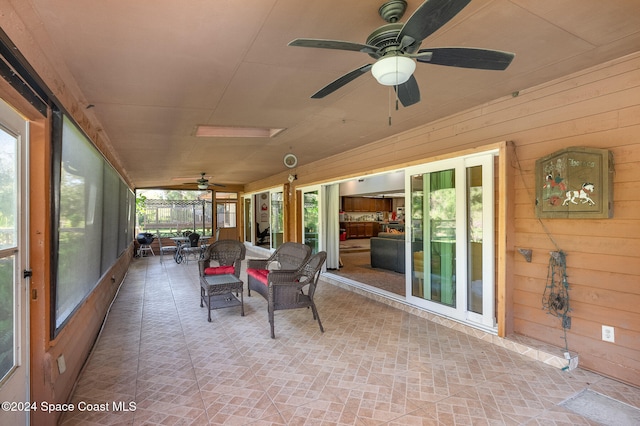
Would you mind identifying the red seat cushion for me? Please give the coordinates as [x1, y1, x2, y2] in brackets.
[247, 268, 269, 286]
[204, 265, 235, 275]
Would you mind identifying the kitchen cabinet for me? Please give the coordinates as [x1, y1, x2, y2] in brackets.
[342, 222, 380, 239]
[354, 223, 365, 238]
[342, 197, 392, 212]
[364, 222, 375, 237]
[343, 222, 361, 239]
[374, 198, 392, 211]
[342, 197, 368, 212]
[353, 197, 368, 212]
[342, 197, 354, 211]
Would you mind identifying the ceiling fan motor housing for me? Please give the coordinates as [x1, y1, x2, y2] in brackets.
[365, 23, 405, 59]
[367, 1, 412, 59]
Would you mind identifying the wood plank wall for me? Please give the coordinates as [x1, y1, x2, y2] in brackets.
[246, 52, 640, 385]
[508, 55, 640, 385]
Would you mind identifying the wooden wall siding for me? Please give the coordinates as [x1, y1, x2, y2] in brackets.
[247, 52, 640, 386]
[507, 56, 640, 384]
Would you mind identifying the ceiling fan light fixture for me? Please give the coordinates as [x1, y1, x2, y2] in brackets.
[197, 183, 209, 190]
[371, 55, 416, 86]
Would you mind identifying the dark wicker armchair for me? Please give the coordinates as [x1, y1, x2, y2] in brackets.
[266, 251, 327, 338]
[198, 239, 246, 279]
[246, 242, 311, 298]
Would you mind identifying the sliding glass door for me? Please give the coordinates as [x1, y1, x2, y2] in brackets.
[302, 188, 320, 254]
[245, 189, 284, 250]
[410, 168, 457, 306]
[0, 99, 29, 424]
[270, 191, 284, 249]
[243, 197, 252, 243]
[406, 152, 496, 329]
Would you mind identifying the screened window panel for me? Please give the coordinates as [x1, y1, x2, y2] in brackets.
[56, 116, 104, 327]
[101, 165, 120, 274]
[52, 112, 134, 334]
[117, 182, 133, 255]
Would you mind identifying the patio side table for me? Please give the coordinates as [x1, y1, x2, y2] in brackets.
[199, 274, 244, 322]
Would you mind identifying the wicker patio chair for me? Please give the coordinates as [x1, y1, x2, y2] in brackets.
[246, 242, 311, 298]
[198, 239, 246, 279]
[265, 251, 327, 338]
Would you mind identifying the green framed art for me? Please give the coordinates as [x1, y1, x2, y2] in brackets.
[535, 147, 613, 219]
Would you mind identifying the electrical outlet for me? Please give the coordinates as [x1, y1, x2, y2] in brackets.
[602, 325, 615, 343]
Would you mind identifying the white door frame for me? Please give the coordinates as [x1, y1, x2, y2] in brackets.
[298, 184, 324, 254]
[405, 150, 497, 331]
[0, 99, 30, 425]
[244, 187, 284, 250]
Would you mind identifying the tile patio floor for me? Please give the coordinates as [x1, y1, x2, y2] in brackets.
[60, 254, 639, 425]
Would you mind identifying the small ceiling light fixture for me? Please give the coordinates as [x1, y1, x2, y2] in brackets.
[197, 183, 209, 190]
[371, 55, 416, 86]
[195, 125, 286, 138]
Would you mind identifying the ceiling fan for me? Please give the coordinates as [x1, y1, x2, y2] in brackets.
[289, 0, 515, 107]
[175, 173, 225, 190]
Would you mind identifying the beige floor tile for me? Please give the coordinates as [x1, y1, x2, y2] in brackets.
[59, 255, 639, 425]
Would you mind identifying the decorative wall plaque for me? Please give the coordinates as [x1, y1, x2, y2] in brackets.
[535, 147, 613, 218]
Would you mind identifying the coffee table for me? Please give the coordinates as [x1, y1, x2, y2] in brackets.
[199, 274, 244, 322]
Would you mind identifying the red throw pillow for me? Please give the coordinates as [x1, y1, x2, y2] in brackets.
[204, 265, 235, 275]
[247, 268, 269, 285]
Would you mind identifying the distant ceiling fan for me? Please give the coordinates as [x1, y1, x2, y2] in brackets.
[289, 0, 515, 107]
[176, 173, 225, 190]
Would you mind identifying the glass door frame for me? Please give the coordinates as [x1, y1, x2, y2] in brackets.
[404, 150, 497, 330]
[243, 186, 284, 251]
[0, 99, 30, 424]
[269, 188, 284, 250]
[298, 184, 323, 254]
[242, 195, 252, 244]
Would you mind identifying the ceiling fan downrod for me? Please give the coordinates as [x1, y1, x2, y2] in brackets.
[379, 0, 408, 23]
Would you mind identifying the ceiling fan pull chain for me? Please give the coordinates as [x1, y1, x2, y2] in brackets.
[388, 87, 392, 126]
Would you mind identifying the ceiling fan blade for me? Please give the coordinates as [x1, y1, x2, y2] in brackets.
[311, 64, 373, 99]
[289, 38, 378, 56]
[397, 0, 471, 51]
[417, 47, 515, 70]
[394, 75, 421, 107]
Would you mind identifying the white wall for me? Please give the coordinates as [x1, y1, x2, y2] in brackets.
[339, 170, 404, 196]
